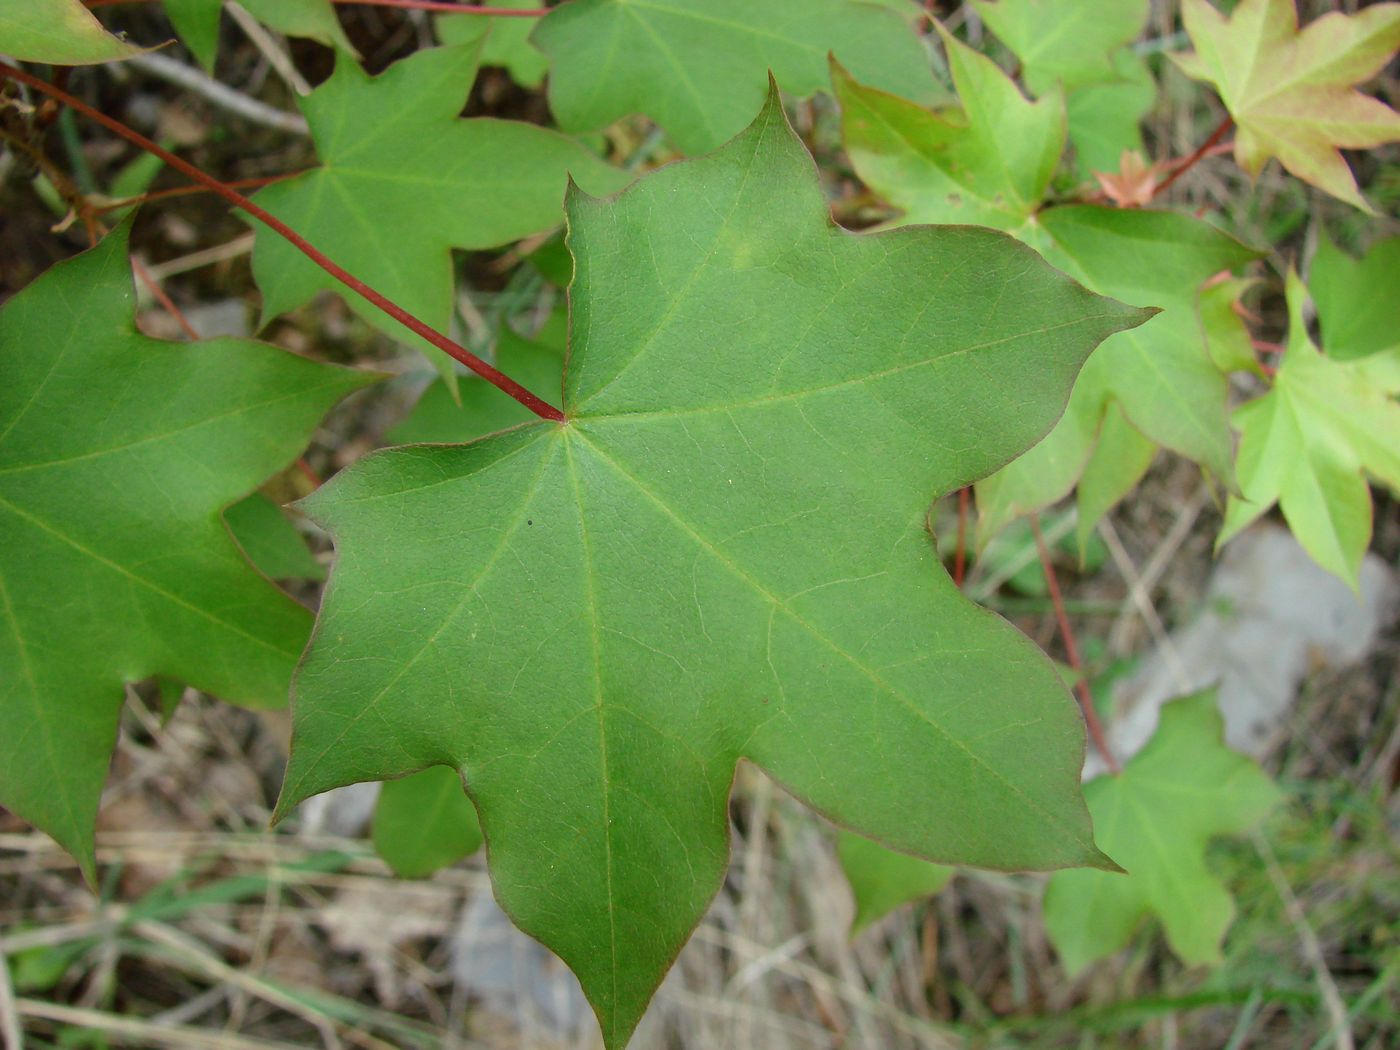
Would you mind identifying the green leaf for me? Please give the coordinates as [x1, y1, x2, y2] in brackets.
[238, 0, 356, 54]
[971, 0, 1148, 90]
[1311, 231, 1400, 362]
[832, 29, 1064, 231]
[1063, 50, 1155, 176]
[249, 46, 629, 379]
[162, 0, 221, 70]
[0, 222, 375, 882]
[837, 830, 953, 935]
[969, 2, 1151, 176]
[1043, 690, 1279, 974]
[277, 92, 1148, 1047]
[836, 38, 1254, 542]
[438, 2, 548, 89]
[224, 493, 325, 582]
[531, 0, 941, 155]
[1172, 0, 1400, 212]
[388, 324, 566, 446]
[372, 323, 565, 879]
[976, 207, 1257, 544]
[1075, 405, 1155, 557]
[1196, 274, 1262, 376]
[163, 0, 356, 68]
[0, 0, 147, 64]
[1220, 272, 1400, 588]
[373, 766, 483, 878]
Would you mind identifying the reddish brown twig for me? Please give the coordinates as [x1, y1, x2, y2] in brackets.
[1150, 114, 1234, 201]
[1030, 512, 1120, 774]
[132, 256, 199, 339]
[0, 61, 566, 423]
[93, 173, 301, 216]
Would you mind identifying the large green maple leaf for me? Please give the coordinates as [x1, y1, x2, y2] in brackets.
[1220, 272, 1400, 587]
[1043, 691, 1278, 974]
[834, 55, 1257, 543]
[275, 91, 1148, 1047]
[530, 0, 941, 155]
[248, 44, 630, 376]
[1173, 0, 1400, 212]
[0, 223, 374, 881]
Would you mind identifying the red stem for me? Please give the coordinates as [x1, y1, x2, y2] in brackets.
[953, 487, 969, 588]
[132, 256, 200, 339]
[1029, 512, 1120, 775]
[1150, 114, 1234, 200]
[94, 173, 301, 216]
[86, 0, 550, 13]
[0, 62, 565, 423]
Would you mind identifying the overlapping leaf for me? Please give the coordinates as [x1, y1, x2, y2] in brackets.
[531, 0, 941, 155]
[0, 223, 375, 881]
[438, 1, 548, 89]
[835, 54, 1256, 544]
[0, 0, 146, 64]
[248, 45, 629, 378]
[1311, 232, 1400, 362]
[970, 1, 1153, 175]
[1043, 691, 1278, 973]
[831, 31, 1064, 231]
[1220, 272, 1400, 587]
[1173, 0, 1400, 211]
[838, 831, 953, 934]
[225, 494, 325, 582]
[374, 766, 483, 879]
[276, 92, 1148, 1047]
[163, 0, 355, 70]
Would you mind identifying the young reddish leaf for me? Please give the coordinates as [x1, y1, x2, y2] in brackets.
[0, 223, 377, 882]
[1311, 232, 1400, 362]
[838, 830, 953, 935]
[248, 45, 630, 378]
[1173, 0, 1400, 212]
[0, 0, 148, 64]
[276, 91, 1149, 1047]
[531, 0, 942, 155]
[1220, 272, 1400, 588]
[1093, 150, 1164, 208]
[1043, 691, 1278, 974]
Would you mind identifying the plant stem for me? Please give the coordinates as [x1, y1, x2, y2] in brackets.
[1150, 113, 1234, 200]
[1029, 512, 1120, 774]
[0, 61, 566, 424]
[93, 174, 302, 216]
